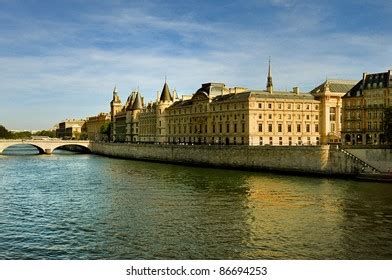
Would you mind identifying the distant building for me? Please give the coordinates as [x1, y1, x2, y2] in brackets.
[310, 79, 357, 144]
[85, 113, 110, 141]
[342, 70, 392, 145]
[56, 119, 86, 139]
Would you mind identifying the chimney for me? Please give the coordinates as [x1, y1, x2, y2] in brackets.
[293, 87, 299, 94]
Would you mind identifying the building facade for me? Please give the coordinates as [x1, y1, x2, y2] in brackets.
[109, 62, 340, 146]
[342, 70, 392, 145]
[56, 119, 86, 139]
[310, 79, 357, 144]
[85, 113, 110, 141]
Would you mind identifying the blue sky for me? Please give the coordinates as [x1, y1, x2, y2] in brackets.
[0, 0, 391, 130]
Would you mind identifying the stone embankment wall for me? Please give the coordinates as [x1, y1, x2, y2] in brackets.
[91, 143, 371, 176]
[345, 147, 392, 173]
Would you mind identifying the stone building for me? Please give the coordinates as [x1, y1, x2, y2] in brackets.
[110, 61, 341, 146]
[56, 119, 86, 139]
[85, 113, 110, 141]
[310, 79, 357, 144]
[342, 70, 392, 145]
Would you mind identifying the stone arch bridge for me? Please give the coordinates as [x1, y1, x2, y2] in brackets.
[0, 139, 92, 154]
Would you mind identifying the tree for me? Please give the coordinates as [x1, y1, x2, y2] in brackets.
[0, 125, 12, 139]
[384, 107, 392, 144]
[33, 130, 55, 138]
[100, 122, 112, 141]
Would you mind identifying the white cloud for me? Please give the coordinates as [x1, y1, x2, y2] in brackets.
[0, 1, 391, 130]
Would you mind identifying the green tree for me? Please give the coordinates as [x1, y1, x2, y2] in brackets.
[33, 130, 56, 138]
[11, 131, 31, 139]
[0, 125, 12, 139]
[100, 122, 112, 141]
[384, 107, 392, 144]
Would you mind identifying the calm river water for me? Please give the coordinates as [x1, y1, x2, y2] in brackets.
[0, 145, 391, 259]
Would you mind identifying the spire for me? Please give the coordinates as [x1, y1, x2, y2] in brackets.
[111, 85, 121, 103]
[159, 81, 172, 102]
[266, 57, 273, 93]
[172, 88, 178, 101]
[132, 91, 143, 110]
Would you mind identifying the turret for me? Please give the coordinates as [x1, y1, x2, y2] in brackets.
[110, 85, 122, 121]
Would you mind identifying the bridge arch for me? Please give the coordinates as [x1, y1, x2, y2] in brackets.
[0, 143, 45, 154]
[51, 143, 91, 153]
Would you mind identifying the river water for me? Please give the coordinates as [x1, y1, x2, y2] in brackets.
[0, 145, 391, 259]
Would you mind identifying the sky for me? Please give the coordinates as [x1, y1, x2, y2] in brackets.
[0, 0, 391, 130]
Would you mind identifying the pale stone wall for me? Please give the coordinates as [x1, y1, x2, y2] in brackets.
[345, 148, 392, 172]
[91, 143, 367, 176]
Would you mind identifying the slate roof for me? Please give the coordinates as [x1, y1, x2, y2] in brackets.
[344, 71, 392, 98]
[160, 82, 172, 102]
[310, 79, 357, 95]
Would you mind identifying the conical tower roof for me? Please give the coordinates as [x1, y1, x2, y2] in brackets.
[125, 91, 136, 111]
[159, 82, 172, 102]
[132, 91, 143, 110]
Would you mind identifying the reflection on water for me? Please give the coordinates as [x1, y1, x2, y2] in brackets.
[0, 145, 391, 259]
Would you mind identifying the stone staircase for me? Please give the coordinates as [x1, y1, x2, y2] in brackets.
[338, 147, 382, 174]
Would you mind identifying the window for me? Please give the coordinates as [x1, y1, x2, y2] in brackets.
[269, 137, 273, 145]
[330, 107, 336, 121]
[219, 124, 222, 133]
[234, 124, 237, 133]
[288, 104, 292, 109]
[227, 123, 230, 133]
[278, 103, 282, 109]
[297, 124, 301, 132]
[288, 124, 292, 133]
[259, 114, 262, 119]
[213, 124, 216, 133]
[315, 124, 319, 133]
[306, 124, 310, 133]
[258, 103, 262, 108]
[268, 114, 272, 119]
[268, 124, 273, 132]
[268, 103, 272, 109]
[279, 137, 282, 145]
[259, 137, 263, 145]
[258, 124, 262, 132]
[278, 124, 282, 132]
[297, 104, 301, 109]
[242, 123, 245, 133]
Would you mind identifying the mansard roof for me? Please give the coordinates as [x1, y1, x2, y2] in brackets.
[344, 70, 392, 98]
[160, 82, 172, 102]
[310, 79, 357, 96]
[195, 82, 228, 97]
[250, 90, 316, 100]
